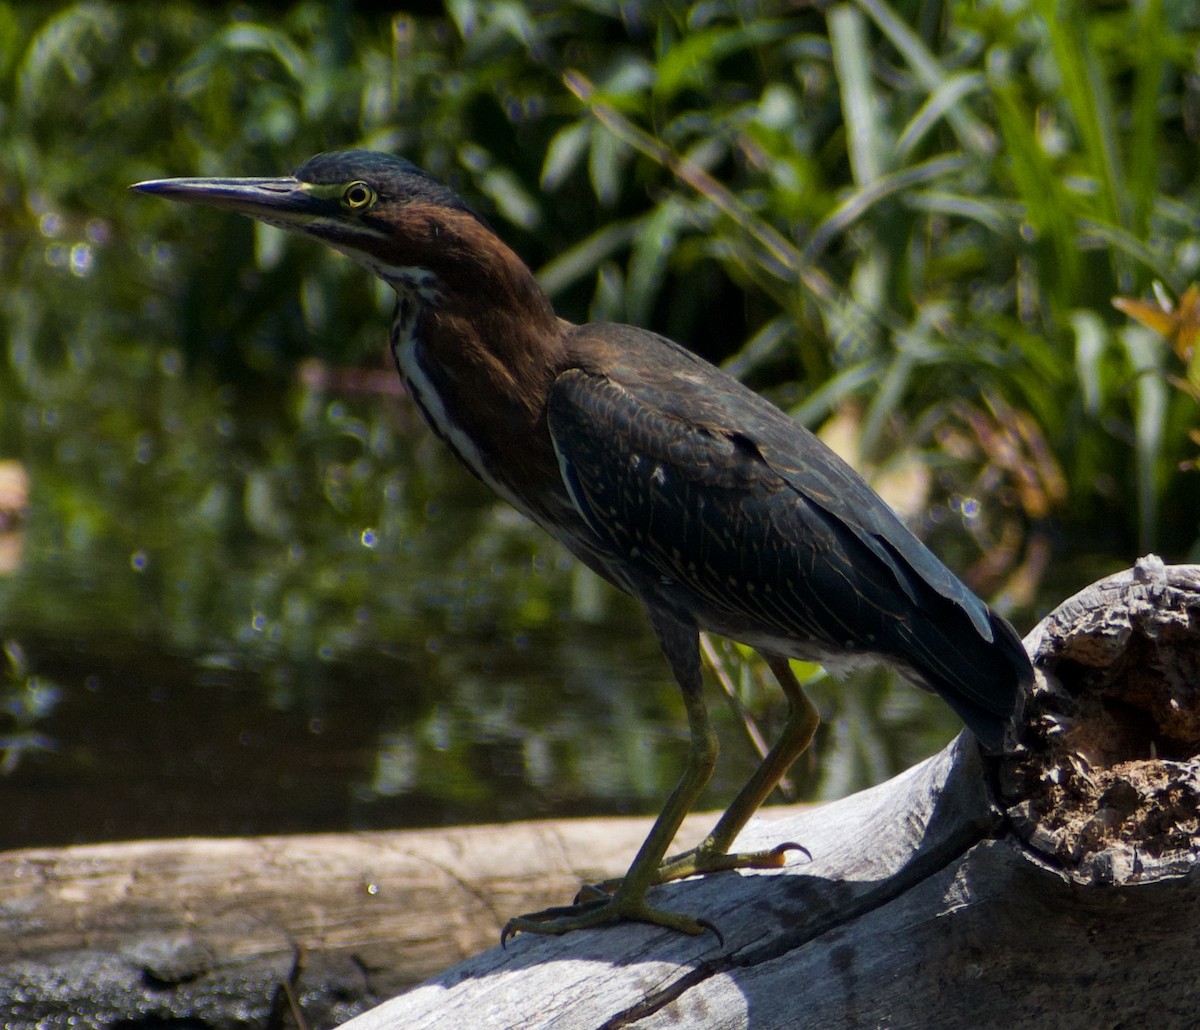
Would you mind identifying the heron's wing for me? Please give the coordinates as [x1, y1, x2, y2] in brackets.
[554, 324, 994, 630]
[548, 324, 1026, 738]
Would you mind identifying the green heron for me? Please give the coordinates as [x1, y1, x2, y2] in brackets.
[134, 150, 1031, 942]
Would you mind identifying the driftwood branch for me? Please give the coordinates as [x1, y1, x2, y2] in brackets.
[3, 559, 1198, 1028]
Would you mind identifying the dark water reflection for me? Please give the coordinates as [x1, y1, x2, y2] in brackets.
[0, 359, 959, 851]
[1, 624, 689, 850]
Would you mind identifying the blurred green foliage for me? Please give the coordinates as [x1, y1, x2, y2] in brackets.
[1, 0, 1199, 839]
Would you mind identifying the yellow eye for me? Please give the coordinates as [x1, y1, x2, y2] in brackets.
[342, 181, 376, 210]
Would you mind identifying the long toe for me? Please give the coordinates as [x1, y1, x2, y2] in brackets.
[501, 891, 719, 945]
[652, 840, 809, 885]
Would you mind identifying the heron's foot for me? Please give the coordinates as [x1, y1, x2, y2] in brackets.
[500, 888, 721, 946]
[581, 840, 809, 898]
[657, 839, 809, 883]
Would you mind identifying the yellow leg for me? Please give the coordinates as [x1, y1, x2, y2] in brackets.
[648, 652, 819, 882]
[502, 612, 720, 943]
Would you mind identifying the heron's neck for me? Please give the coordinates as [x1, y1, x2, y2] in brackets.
[382, 218, 569, 518]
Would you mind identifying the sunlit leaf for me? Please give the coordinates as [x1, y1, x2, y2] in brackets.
[1113, 283, 1200, 366]
[540, 120, 590, 190]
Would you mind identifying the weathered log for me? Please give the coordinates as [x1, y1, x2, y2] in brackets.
[344, 557, 1200, 1029]
[2, 559, 1197, 1028]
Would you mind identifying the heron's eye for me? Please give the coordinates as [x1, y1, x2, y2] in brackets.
[342, 181, 376, 210]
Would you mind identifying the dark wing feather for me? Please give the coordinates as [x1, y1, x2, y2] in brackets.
[549, 324, 1029, 747]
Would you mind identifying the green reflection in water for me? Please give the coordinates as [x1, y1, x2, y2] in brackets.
[0, 342, 717, 847]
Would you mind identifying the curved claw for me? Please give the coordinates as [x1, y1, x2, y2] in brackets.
[769, 840, 812, 865]
[695, 917, 725, 948]
[501, 921, 525, 949]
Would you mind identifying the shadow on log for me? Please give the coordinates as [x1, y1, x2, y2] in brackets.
[3, 559, 1198, 1028]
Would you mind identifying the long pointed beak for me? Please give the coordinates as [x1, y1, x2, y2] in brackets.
[131, 176, 316, 226]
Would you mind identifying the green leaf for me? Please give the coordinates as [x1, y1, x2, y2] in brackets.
[653, 20, 795, 103]
[1121, 326, 1167, 551]
[829, 3, 888, 185]
[536, 220, 639, 297]
[1070, 310, 1108, 417]
[541, 120, 591, 190]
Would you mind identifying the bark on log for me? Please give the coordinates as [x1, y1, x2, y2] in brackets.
[0, 809, 804, 1028]
[2, 559, 1197, 1029]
